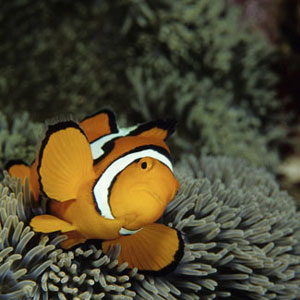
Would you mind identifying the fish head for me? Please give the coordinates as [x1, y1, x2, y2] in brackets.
[109, 156, 180, 231]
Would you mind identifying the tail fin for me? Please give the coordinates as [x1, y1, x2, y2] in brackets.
[5, 159, 39, 201]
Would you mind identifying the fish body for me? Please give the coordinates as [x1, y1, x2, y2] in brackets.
[6, 109, 183, 272]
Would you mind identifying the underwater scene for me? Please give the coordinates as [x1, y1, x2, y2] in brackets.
[0, 0, 300, 299]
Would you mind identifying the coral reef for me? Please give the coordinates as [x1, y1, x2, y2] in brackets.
[0, 0, 289, 168]
[1, 155, 299, 299]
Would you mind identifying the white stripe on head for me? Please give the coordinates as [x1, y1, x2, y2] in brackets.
[93, 148, 173, 221]
[90, 126, 137, 160]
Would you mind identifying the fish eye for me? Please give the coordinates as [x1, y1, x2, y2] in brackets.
[139, 157, 153, 171]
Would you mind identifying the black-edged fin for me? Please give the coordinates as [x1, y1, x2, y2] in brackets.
[129, 119, 176, 140]
[37, 121, 95, 202]
[102, 223, 184, 273]
[5, 159, 30, 182]
[80, 109, 118, 143]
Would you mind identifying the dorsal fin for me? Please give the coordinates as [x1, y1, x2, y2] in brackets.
[80, 109, 118, 143]
[129, 119, 176, 140]
[38, 121, 95, 202]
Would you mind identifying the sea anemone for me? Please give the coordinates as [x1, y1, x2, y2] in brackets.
[0, 174, 64, 299]
[0, 155, 300, 299]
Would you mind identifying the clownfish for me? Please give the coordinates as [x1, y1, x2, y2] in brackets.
[6, 110, 183, 272]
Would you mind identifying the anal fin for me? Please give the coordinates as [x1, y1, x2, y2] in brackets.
[30, 214, 76, 233]
[102, 223, 183, 272]
[61, 231, 87, 249]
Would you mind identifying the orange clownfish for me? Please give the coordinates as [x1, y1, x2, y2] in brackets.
[6, 110, 183, 272]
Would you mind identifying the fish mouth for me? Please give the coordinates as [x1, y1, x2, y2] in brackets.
[122, 189, 165, 230]
[144, 190, 161, 203]
[141, 190, 167, 218]
[133, 187, 162, 205]
[143, 190, 167, 211]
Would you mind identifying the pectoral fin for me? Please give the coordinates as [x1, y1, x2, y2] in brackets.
[61, 231, 87, 249]
[38, 121, 95, 202]
[102, 223, 183, 273]
[30, 214, 76, 233]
